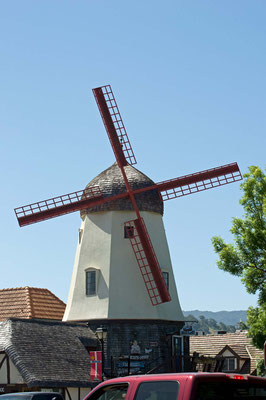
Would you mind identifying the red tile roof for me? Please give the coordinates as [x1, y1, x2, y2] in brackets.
[0, 287, 66, 321]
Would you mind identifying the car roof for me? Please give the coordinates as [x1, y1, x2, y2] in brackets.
[94, 372, 266, 385]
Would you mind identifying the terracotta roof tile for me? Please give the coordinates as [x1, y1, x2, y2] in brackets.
[0, 287, 66, 321]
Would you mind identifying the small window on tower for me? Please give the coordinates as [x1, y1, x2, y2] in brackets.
[79, 229, 83, 244]
[162, 271, 169, 289]
[86, 270, 96, 296]
[124, 225, 135, 239]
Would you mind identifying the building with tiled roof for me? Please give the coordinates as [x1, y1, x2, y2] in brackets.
[0, 318, 98, 398]
[0, 287, 66, 321]
[190, 330, 264, 375]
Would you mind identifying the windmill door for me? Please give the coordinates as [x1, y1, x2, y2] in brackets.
[172, 335, 183, 372]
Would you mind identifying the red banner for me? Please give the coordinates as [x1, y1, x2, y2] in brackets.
[264, 342, 266, 368]
[90, 351, 102, 381]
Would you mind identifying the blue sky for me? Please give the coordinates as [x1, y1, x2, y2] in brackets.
[0, 1, 265, 312]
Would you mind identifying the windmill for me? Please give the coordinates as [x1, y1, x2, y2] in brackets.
[15, 85, 242, 310]
[15, 85, 242, 375]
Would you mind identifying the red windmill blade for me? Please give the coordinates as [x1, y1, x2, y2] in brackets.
[94, 84, 170, 305]
[14, 84, 243, 307]
[15, 162, 242, 227]
[124, 218, 171, 305]
[132, 162, 242, 200]
[93, 85, 137, 167]
[14, 186, 104, 227]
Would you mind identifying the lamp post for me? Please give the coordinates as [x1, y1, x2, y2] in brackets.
[95, 326, 107, 380]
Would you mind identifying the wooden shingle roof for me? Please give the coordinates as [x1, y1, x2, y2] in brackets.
[190, 331, 264, 374]
[0, 287, 66, 321]
[0, 318, 98, 387]
[81, 162, 163, 217]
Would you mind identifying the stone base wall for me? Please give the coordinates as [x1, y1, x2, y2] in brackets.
[88, 319, 185, 377]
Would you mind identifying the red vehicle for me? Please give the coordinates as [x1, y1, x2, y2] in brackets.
[84, 373, 266, 400]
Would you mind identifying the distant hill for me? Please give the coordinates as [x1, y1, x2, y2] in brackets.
[182, 310, 247, 326]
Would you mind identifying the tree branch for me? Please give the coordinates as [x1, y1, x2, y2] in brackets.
[246, 264, 266, 274]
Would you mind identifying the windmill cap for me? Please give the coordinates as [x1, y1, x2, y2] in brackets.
[81, 162, 163, 217]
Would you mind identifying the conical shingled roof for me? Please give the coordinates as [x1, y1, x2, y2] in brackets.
[81, 162, 163, 217]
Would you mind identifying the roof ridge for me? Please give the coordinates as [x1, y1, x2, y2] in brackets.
[245, 345, 252, 359]
[26, 287, 34, 318]
[206, 331, 247, 336]
[0, 286, 54, 292]
[6, 317, 90, 327]
[246, 344, 264, 356]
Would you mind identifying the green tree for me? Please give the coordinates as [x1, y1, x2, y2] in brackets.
[218, 322, 227, 331]
[198, 315, 210, 333]
[246, 303, 266, 349]
[256, 359, 266, 377]
[226, 325, 236, 333]
[209, 318, 220, 330]
[236, 321, 248, 330]
[187, 314, 236, 334]
[212, 166, 266, 349]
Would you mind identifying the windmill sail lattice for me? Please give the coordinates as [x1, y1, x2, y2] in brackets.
[125, 218, 171, 305]
[157, 162, 242, 200]
[14, 186, 103, 227]
[15, 162, 242, 227]
[93, 85, 137, 167]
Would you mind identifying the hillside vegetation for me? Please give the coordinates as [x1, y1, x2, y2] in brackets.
[183, 310, 247, 325]
[183, 310, 247, 333]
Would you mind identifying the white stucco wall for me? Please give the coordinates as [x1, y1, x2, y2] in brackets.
[0, 355, 23, 384]
[66, 387, 91, 400]
[0, 354, 7, 384]
[63, 210, 184, 322]
[9, 359, 24, 384]
[221, 349, 234, 357]
[64, 212, 112, 320]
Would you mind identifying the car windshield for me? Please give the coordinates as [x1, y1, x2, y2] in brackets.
[194, 381, 266, 400]
[87, 384, 129, 400]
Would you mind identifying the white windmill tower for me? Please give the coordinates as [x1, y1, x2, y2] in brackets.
[15, 85, 242, 375]
[63, 161, 184, 322]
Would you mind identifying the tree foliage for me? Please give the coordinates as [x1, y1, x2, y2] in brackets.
[212, 166, 266, 349]
[186, 314, 236, 334]
[256, 359, 266, 377]
[246, 304, 266, 349]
